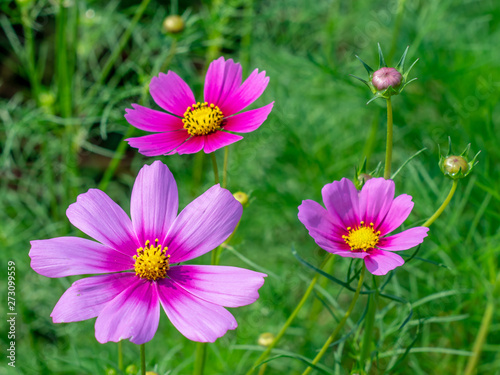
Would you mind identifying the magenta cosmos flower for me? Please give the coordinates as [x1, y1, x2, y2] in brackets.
[298, 178, 429, 275]
[124, 57, 274, 156]
[29, 161, 266, 344]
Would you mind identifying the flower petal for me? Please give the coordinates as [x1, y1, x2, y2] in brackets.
[66, 189, 138, 256]
[51, 273, 133, 323]
[364, 249, 404, 275]
[175, 135, 205, 155]
[30, 237, 133, 277]
[165, 185, 242, 263]
[150, 71, 196, 116]
[359, 178, 395, 231]
[131, 161, 178, 246]
[126, 131, 189, 157]
[95, 278, 160, 345]
[378, 227, 429, 251]
[157, 278, 237, 342]
[378, 194, 414, 235]
[203, 131, 243, 154]
[124, 104, 184, 132]
[223, 102, 274, 133]
[322, 178, 360, 229]
[204, 57, 242, 108]
[298, 199, 352, 253]
[168, 265, 266, 308]
[222, 68, 270, 115]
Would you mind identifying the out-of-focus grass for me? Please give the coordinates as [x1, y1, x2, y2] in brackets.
[1, 0, 499, 374]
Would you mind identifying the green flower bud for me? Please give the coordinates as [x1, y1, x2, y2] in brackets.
[125, 364, 138, 374]
[145, 372, 159, 375]
[438, 138, 480, 180]
[258, 332, 275, 347]
[105, 369, 118, 375]
[162, 15, 184, 34]
[354, 158, 382, 189]
[443, 155, 469, 175]
[233, 191, 250, 207]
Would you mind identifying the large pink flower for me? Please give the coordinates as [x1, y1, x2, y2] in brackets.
[125, 57, 274, 156]
[298, 178, 429, 275]
[29, 161, 266, 344]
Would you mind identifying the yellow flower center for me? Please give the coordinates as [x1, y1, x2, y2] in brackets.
[182, 102, 224, 136]
[342, 221, 381, 252]
[133, 239, 170, 281]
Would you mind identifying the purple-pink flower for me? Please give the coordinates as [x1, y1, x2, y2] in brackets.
[29, 161, 266, 344]
[125, 57, 274, 156]
[298, 178, 429, 275]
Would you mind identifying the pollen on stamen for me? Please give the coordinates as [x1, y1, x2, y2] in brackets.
[182, 102, 224, 136]
[133, 239, 170, 281]
[342, 222, 381, 252]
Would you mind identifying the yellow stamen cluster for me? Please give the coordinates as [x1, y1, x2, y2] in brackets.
[342, 221, 381, 252]
[182, 102, 224, 136]
[133, 239, 170, 281]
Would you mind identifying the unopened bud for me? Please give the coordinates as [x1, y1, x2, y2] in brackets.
[372, 67, 402, 91]
[105, 369, 117, 375]
[162, 15, 184, 34]
[443, 155, 469, 176]
[146, 372, 159, 375]
[357, 173, 373, 185]
[125, 364, 138, 374]
[233, 191, 249, 207]
[258, 332, 275, 347]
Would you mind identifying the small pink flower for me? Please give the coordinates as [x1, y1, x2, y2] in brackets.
[298, 178, 429, 275]
[372, 67, 402, 91]
[125, 57, 274, 156]
[30, 161, 266, 344]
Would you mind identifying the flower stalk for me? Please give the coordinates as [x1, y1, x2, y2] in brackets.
[383, 97, 393, 179]
[140, 343, 146, 375]
[422, 180, 458, 228]
[211, 153, 220, 185]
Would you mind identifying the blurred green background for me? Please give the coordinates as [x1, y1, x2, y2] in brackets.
[1, 0, 500, 374]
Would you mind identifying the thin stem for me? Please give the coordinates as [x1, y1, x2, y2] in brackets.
[422, 180, 458, 227]
[20, 6, 40, 106]
[383, 97, 393, 179]
[211, 152, 219, 185]
[302, 265, 366, 375]
[222, 146, 229, 188]
[193, 341, 207, 375]
[464, 301, 494, 375]
[140, 343, 146, 375]
[360, 276, 378, 368]
[118, 341, 123, 371]
[246, 254, 333, 375]
[160, 38, 178, 73]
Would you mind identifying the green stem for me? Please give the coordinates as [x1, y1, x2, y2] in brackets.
[160, 38, 177, 73]
[193, 341, 207, 375]
[246, 254, 333, 375]
[302, 265, 366, 375]
[118, 341, 123, 371]
[464, 301, 494, 375]
[211, 152, 219, 184]
[383, 97, 393, 180]
[222, 147, 229, 188]
[360, 276, 378, 369]
[388, 0, 407, 61]
[422, 180, 458, 227]
[20, 6, 40, 106]
[140, 343, 146, 375]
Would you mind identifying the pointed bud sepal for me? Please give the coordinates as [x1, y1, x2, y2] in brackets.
[354, 158, 382, 189]
[439, 138, 480, 179]
[351, 44, 418, 104]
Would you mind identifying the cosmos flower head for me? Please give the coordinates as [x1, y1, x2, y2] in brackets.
[298, 177, 429, 275]
[30, 161, 266, 344]
[125, 57, 274, 156]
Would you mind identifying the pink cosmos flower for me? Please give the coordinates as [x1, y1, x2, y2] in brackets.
[29, 161, 266, 344]
[124, 57, 274, 156]
[298, 178, 429, 275]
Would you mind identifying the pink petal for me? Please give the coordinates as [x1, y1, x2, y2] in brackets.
[378, 227, 429, 251]
[175, 135, 205, 154]
[165, 185, 242, 263]
[322, 178, 360, 229]
[378, 194, 414, 235]
[124, 104, 184, 132]
[359, 178, 395, 231]
[204, 57, 242, 109]
[364, 249, 404, 275]
[51, 273, 134, 323]
[203, 131, 243, 154]
[66, 189, 138, 257]
[30, 237, 133, 277]
[223, 102, 274, 133]
[298, 199, 352, 253]
[131, 161, 178, 246]
[168, 265, 266, 308]
[126, 131, 189, 157]
[222, 68, 270, 115]
[95, 278, 160, 345]
[157, 278, 237, 342]
[149, 71, 196, 116]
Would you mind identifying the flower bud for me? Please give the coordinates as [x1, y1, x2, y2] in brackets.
[162, 15, 184, 34]
[438, 138, 480, 180]
[372, 67, 402, 91]
[233, 191, 249, 207]
[443, 155, 469, 176]
[125, 364, 138, 374]
[105, 369, 117, 375]
[258, 332, 275, 347]
[145, 372, 159, 375]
